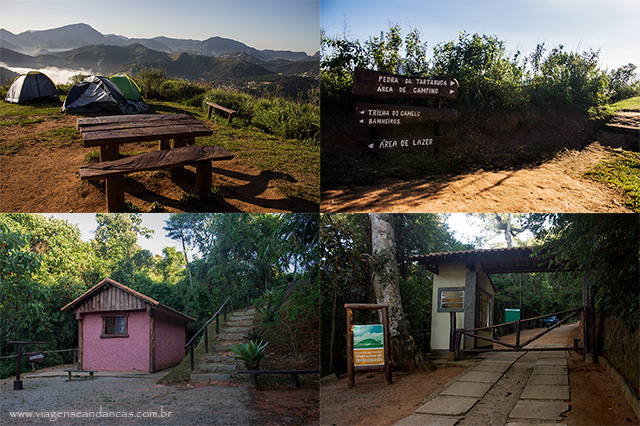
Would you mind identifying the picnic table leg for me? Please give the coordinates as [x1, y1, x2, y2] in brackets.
[195, 162, 212, 197]
[290, 374, 299, 389]
[249, 373, 258, 387]
[159, 139, 170, 150]
[208, 104, 213, 120]
[68, 371, 72, 381]
[89, 372, 94, 380]
[100, 144, 119, 162]
[106, 176, 125, 212]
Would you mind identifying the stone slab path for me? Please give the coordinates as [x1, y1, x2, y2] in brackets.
[396, 349, 571, 426]
[190, 307, 256, 383]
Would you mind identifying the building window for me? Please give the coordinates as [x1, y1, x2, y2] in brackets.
[479, 291, 493, 327]
[101, 314, 129, 338]
[438, 287, 464, 312]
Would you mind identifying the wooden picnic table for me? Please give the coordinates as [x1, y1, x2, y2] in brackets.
[76, 114, 213, 161]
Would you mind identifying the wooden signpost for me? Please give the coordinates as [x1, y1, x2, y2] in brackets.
[352, 67, 459, 152]
[360, 136, 456, 151]
[345, 303, 391, 388]
[353, 67, 459, 100]
[355, 103, 458, 127]
[9, 341, 46, 390]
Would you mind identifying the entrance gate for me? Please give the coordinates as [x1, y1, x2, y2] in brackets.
[449, 306, 586, 359]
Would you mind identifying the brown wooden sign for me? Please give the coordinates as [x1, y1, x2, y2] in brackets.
[355, 103, 458, 127]
[24, 351, 45, 364]
[359, 136, 456, 151]
[353, 67, 459, 100]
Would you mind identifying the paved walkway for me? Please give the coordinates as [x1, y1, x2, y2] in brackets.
[396, 347, 571, 426]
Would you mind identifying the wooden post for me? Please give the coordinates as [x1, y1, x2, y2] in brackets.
[515, 319, 521, 351]
[583, 272, 596, 363]
[204, 326, 209, 353]
[77, 316, 83, 370]
[149, 307, 156, 373]
[159, 139, 170, 150]
[196, 161, 211, 198]
[105, 176, 125, 212]
[382, 306, 392, 385]
[290, 374, 300, 388]
[14, 344, 23, 390]
[346, 306, 354, 388]
[448, 311, 457, 360]
[216, 315, 219, 334]
[189, 343, 194, 370]
[100, 144, 118, 162]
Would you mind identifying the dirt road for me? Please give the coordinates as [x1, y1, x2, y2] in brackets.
[322, 142, 632, 212]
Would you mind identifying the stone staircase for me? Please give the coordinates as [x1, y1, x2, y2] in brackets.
[190, 307, 256, 383]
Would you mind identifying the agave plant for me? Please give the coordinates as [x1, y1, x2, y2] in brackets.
[230, 340, 268, 370]
[243, 328, 265, 342]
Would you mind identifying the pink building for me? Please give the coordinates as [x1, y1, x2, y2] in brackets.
[61, 278, 194, 373]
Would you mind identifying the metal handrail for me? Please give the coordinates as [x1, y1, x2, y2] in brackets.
[184, 295, 233, 370]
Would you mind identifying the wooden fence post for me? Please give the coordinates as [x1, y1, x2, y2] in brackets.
[346, 307, 354, 388]
[515, 319, 521, 351]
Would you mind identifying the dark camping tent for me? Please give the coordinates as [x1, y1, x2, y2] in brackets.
[4, 71, 59, 103]
[61, 76, 148, 114]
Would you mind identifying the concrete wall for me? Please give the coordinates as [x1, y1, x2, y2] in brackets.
[430, 262, 495, 351]
[431, 264, 466, 351]
[82, 310, 150, 372]
[155, 311, 187, 371]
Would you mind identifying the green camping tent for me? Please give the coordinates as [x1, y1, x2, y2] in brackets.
[109, 74, 143, 102]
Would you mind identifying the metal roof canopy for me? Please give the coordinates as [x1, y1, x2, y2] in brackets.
[409, 247, 576, 275]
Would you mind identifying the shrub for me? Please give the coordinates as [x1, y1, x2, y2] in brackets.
[230, 340, 268, 370]
[252, 98, 320, 141]
[134, 66, 167, 99]
[161, 80, 206, 103]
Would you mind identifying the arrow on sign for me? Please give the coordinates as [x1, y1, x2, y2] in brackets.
[368, 143, 374, 149]
[359, 119, 365, 124]
[450, 90, 455, 94]
[359, 110, 365, 115]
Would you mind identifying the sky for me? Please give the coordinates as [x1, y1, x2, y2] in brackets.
[0, 0, 320, 55]
[321, 0, 640, 71]
[49, 213, 186, 258]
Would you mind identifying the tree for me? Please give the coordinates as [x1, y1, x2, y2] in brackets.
[369, 214, 431, 370]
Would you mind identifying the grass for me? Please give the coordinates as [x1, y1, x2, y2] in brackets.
[152, 100, 319, 203]
[1, 126, 81, 155]
[610, 96, 640, 111]
[583, 150, 640, 211]
[0, 101, 63, 118]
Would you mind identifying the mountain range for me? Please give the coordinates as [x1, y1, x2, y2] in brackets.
[0, 23, 316, 62]
[0, 24, 319, 83]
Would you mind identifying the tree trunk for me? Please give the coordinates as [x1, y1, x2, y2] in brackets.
[370, 213, 433, 371]
[180, 228, 193, 288]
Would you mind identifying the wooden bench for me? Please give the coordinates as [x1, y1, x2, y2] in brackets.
[64, 369, 97, 381]
[80, 145, 234, 212]
[206, 102, 237, 123]
[237, 369, 319, 388]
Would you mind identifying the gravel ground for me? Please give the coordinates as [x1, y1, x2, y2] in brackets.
[1, 374, 254, 425]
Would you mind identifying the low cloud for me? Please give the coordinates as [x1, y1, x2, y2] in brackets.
[0, 63, 93, 84]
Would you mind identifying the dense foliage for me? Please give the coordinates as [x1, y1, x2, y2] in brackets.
[526, 213, 639, 327]
[320, 214, 469, 376]
[0, 213, 318, 379]
[321, 25, 640, 112]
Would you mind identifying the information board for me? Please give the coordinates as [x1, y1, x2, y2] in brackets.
[352, 324, 384, 366]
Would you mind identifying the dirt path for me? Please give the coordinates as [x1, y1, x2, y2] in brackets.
[0, 116, 315, 213]
[321, 142, 633, 213]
